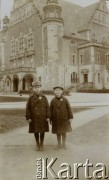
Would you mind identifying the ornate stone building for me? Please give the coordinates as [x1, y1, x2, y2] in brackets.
[0, 0, 109, 92]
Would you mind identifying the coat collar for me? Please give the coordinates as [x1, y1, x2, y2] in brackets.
[54, 96, 64, 107]
[32, 93, 43, 102]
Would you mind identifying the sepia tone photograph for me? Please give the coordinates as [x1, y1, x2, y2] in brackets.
[0, 0, 109, 179]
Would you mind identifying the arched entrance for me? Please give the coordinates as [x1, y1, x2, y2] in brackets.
[13, 75, 19, 92]
[22, 74, 33, 90]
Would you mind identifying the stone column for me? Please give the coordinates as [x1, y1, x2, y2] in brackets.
[11, 80, 13, 92]
[19, 78, 23, 91]
[90, 46, 95, 88]
[1, 39, 5, 71]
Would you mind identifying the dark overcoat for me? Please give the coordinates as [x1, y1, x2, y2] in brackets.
[50, 96, 73, 134]
[26, 93, 50, 133]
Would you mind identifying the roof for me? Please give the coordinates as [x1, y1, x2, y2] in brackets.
[77, 2, 99, 32]
[60, 0, 82, 35]
[33, 0, 82, 35]
[16, 0, 105, 35]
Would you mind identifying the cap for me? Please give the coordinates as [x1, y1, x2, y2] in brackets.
[32, 80, 42, 87]
[53, 85, 64, 90]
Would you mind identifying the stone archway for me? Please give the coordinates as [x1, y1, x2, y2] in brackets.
[13, 75, 19, 92]
[22, 74, 34, 90]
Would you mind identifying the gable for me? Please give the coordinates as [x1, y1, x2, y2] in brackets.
[97, 0, 108, 13]
[77, 2, 99, 32]
[78, 0, 109, 32]
[91, 0, 109, 27]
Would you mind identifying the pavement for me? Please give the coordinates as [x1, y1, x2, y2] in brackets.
[0, 93, 109, 180]
[1, 92, 109, 109]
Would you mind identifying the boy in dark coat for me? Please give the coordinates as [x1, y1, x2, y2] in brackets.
[50, 85, 73, 149]
[26, 81, 50, 151]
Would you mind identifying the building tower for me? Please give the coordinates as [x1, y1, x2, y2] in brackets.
[2, 15, 10, 30]
[42, 0, 64, 89]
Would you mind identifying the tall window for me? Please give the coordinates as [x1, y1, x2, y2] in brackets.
[97, 53, 100, 63]
[80, 54, 83, 64]
[97, 12, 101, 23]
[106, 54, 109, 67]
[19, 36, 24, 52]
[16, 39, 19, 54]
[102, 14, 106, 24]
[72, 54, 76, 64]
[11, 39, 16, 56]
[28, 32, 34, 50]
[71, 72, 78, 83]
[98, 73, 101, 83]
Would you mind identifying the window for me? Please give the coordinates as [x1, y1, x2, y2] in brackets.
[97, 12, 101, 23]
[84, 74, 88, 83]
[30, 57, 34, 67]
[39, 76, 42, 82]
[102, 14, 106, 24]
[28, 32, 34, 50]
[98, 73, 101, 83]
[55, 11, 60, 18]
[102, 36, 107, 44]
[106, 54, 109, 67]
[97, 53, 100, 62]
[11, 39, 16, 56]
[7, 80, 9, 86]
[72, 54, 76, 64]
[71, 72, 78, 83]
[16, 39, 19, 54]
[80, 54, 83, 64]
[49, 11, 54, 18]
[92, 33, 98, 42]
[19, 36, 24, 52]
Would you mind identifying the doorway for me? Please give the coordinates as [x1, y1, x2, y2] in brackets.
[84, 74, 88, 83]
[13, 78, 19, 92]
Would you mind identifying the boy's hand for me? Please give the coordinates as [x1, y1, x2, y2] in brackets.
[46, 118, 50, 122]
[50, 121, 52, 125]
[28, 119, 32, 123]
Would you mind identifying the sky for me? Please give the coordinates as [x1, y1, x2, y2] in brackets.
[1, 0, 109, 18]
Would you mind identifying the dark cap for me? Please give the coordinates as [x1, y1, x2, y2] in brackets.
[53, 85, 64, 90]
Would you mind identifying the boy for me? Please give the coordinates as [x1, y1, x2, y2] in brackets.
[26, 81, 50, 151]
[50, 85, 73, 149]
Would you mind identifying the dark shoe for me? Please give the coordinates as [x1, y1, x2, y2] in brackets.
[54, 144, 61, 150]
[36, 144, 40, 151]
[40, 144, 44, 151]
[61, 144, 67, 149]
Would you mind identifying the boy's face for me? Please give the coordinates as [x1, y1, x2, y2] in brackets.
[33, 86, 42, 95]
[54, 88, 63, 98]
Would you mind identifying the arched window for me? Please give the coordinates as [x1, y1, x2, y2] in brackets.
[71, 72, 78, 83]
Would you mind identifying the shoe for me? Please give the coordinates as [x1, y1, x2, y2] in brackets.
[54, 144, 61, 150]
[36, 144, 40, 151]
[40, 144, 44, 151]
[61, 144, 67, 149]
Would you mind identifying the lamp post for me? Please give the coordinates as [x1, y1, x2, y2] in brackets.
[64, 64, 67, 89]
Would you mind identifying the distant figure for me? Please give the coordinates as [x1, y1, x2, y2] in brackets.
[50, 85, 73, 150]
[26, 81, 50, 151]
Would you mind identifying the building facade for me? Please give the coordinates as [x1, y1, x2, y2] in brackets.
[0, 0, 109, 92]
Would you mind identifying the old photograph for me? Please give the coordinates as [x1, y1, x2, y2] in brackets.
[0, 0, 109, 179]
